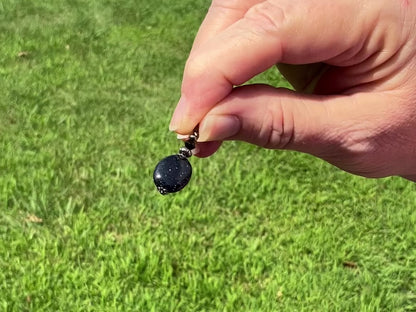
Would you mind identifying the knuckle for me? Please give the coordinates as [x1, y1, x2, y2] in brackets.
[185, 55, 207, 80]
[181, 55, 211, 99]
[243, 0, 287, 34]
[259, 104, 293, 149]
[340, 128, 375, 156]
[326, 126, 388, 177]
[182, 54, 215, 95]
[210, 0, 243, 11]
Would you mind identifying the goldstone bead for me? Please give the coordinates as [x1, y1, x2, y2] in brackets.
[153, 154, 192, 195]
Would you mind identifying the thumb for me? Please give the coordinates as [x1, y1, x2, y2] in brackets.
[197, 85, 391, 166]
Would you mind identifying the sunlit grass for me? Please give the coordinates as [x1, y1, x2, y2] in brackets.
[1, 0, 416, 311]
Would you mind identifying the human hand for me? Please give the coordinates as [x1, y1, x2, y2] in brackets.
[169, 0, 416, 181]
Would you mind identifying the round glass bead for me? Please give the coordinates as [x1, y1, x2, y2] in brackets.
[153, 154, 192, 195]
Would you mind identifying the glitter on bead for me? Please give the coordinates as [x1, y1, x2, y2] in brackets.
[153, 155, 192, 195]
[153, 130, 198, 195]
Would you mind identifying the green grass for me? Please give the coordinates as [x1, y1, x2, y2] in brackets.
[1, 0, 416, 311]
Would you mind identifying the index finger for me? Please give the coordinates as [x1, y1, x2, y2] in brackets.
[191, 0, 263, 50]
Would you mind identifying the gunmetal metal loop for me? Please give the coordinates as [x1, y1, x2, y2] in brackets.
[178, 147, 192, 158]
[178, 129, 198, 158]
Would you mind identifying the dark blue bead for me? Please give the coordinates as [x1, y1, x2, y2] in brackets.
[153, 155, 192, 195]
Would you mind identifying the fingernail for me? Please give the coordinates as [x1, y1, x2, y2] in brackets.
[169, 96, 186, 131]
[199, 115, 240, 142]
[176, 133, 190, 140]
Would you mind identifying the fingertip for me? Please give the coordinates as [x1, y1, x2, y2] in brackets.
[170, 95, 207, 134]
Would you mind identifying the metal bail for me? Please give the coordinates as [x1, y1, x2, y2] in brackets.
[178, 129, 198, 158]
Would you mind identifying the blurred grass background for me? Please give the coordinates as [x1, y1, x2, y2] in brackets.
[0, 0, 416, 311]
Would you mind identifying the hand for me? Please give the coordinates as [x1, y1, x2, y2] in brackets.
[169, 0, 416, 181]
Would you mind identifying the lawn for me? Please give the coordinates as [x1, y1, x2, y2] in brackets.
[1, 0, 416, 311]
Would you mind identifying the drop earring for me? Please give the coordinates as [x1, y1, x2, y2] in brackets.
[153, 130, 198, 195]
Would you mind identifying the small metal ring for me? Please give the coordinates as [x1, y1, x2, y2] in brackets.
[178, 147, 192, 158]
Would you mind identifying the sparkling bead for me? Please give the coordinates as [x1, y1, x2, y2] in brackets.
[153, 154, 192, 195]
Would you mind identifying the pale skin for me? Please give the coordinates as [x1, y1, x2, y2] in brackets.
[169, 0, 416, 181]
